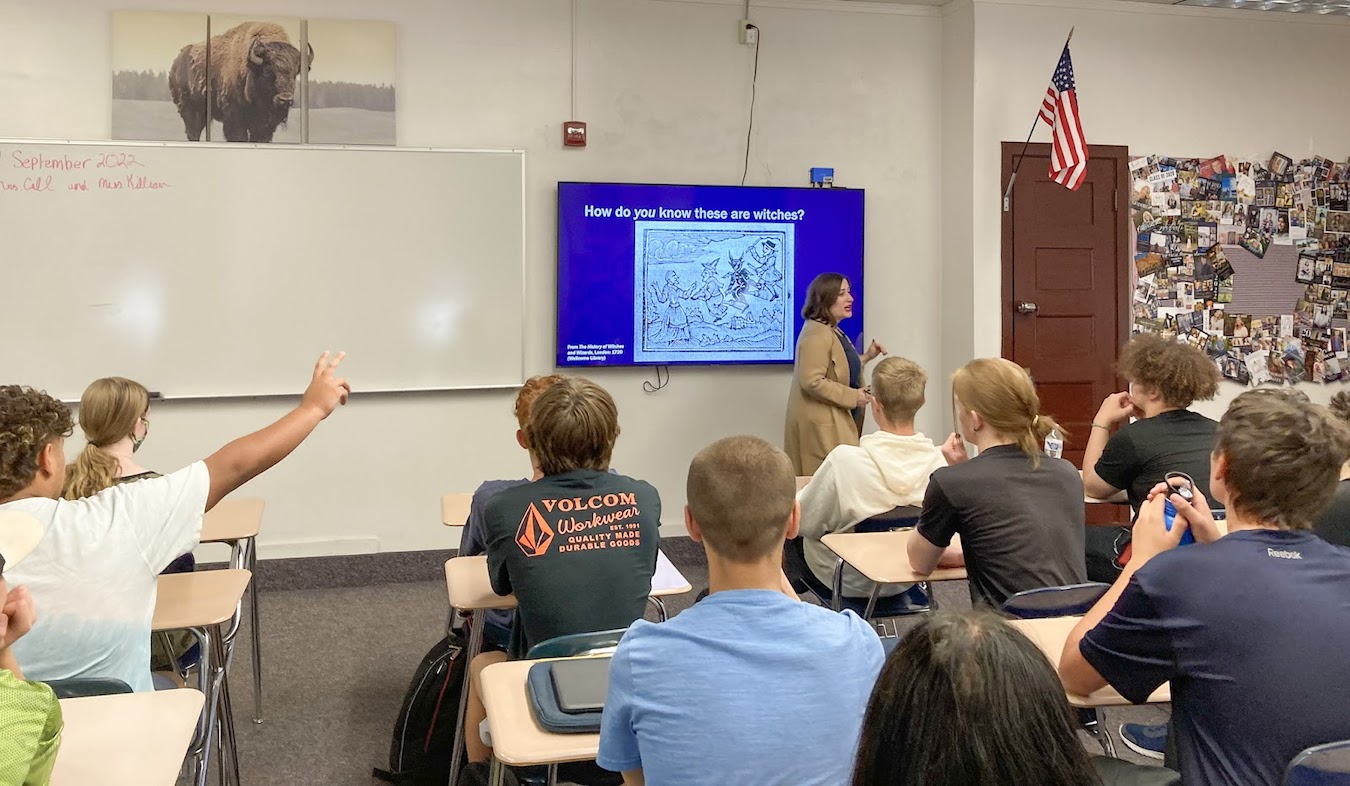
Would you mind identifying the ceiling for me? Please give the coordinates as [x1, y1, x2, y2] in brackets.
[855, 0, 1350, 14]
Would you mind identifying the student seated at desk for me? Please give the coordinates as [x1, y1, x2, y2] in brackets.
[852, 610, 1172, 786]
[60, 377, 195, 674]
[908, 358, 1087, 607]
[464, 377, 659, 766]
[457, 373, 566, 647]
[0, 353, 350, 692]
[0, 547, 62, 786]
[1061, 389, 1350, 786]
[1081, 335, 1221, 583]
[598, 435, 883, 786]
[796, 357, 945, 610]
[1312, 390, 1350, 548]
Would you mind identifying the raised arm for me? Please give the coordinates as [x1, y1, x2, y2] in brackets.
[202, 352, 350, 511]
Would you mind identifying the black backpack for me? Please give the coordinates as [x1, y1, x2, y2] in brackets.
[373, 633, 469, 786]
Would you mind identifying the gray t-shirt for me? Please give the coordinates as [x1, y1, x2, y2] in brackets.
[917, 445, 1086, 607]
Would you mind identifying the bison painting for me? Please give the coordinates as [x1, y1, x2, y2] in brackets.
[168, 22, 312, 142]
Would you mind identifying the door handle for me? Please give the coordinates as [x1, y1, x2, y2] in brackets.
[1016, 301, 1039, 315]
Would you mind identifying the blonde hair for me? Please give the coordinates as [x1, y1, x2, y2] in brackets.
[524, 377, 620, 476]
[62, 377, 149, 500]
[952, 358, 1064, 468]
[871, 357, 927, 424]
[687, 435, 796, 563]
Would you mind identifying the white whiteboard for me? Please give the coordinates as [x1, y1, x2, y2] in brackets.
[1, 140, 524, 399]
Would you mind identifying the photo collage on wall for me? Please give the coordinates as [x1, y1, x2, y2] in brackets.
[1132, 152, 1350, 386]
[111, 10, 397, 145]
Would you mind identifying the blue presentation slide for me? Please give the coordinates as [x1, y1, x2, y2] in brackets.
[556, 182, 865, 367]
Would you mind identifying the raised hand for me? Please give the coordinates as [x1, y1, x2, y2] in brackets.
[301, 351, 351, 419]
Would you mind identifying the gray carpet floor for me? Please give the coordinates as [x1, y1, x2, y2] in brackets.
[207, 537, 1166, 785]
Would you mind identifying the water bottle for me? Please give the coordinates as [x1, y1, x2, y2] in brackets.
[1044, 430, 1064, 460]
[1162, 472, 1196, 546]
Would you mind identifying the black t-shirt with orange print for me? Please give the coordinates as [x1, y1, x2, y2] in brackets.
[485, 469, 661, 657]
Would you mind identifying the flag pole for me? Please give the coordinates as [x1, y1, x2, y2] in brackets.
[1003, 26, 1075, 212]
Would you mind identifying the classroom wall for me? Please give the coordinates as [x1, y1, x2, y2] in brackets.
[960, 0, 1350, 419]
[0, 0, 944, 556]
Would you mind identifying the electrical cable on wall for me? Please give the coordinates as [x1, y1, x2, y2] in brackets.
[643, 365, 671, 393]
[740, 25, 761, 186]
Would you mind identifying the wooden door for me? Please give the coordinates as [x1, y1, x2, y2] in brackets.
[1001, 143, 1129, 477]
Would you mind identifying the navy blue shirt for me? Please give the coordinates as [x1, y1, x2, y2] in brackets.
[1081, 529, 1350, 786]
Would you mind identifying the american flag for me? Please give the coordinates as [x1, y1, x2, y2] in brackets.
[1038, 45, 1087, 191]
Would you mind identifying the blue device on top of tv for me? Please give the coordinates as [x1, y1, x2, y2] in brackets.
[555, 182, 865, 368]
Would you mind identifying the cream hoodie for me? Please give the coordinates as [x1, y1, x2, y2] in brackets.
[797, 431, 946, 598]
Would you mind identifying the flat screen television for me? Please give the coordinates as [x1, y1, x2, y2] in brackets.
[556, 182, 865, 367]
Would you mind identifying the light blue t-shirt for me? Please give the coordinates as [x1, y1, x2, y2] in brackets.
[597, 589, 884, 786]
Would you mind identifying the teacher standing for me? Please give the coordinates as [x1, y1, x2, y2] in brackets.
[785, 272, 886, 475]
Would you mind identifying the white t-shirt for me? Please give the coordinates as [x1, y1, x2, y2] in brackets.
[4, 462, 209, 692]
[797, 431, 945, 597]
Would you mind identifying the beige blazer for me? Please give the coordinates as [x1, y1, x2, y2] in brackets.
[784, 319, 861, 475]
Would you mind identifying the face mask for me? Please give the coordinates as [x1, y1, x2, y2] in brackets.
[131, 416, 148, 452]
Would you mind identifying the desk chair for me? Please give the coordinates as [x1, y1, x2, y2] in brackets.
[1002, 583, 1116, 757]
[1001, 583, 1111, 619]
[443, 492, 474, 527]
[525, 629, 626, 660]
[786, 506, 929, 617]
[492, 631, 626, 786]
[1286, 740, 1350, 786]
[46, 678, 133, 699]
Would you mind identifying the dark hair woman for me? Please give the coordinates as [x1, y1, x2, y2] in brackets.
[784, 273, 885, 475]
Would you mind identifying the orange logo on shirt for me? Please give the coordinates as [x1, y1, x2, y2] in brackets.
[516, 504, 556, 557]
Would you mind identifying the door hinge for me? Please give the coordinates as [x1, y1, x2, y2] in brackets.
[1003, 195, 1010, 213]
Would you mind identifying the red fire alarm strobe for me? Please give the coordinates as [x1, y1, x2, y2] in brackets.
[563, 121, 587, 147]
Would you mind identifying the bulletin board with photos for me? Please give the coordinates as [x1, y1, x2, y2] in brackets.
[1131, 152, 1350, 386]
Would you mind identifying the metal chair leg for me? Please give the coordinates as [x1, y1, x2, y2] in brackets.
[651, 596, 669, 622]
[220, 673, 242, 786]
[921, 581, 936, 610]
[547, 763, 558, 786]
[448, 611, 486, 786]
[1078, 707, 1116, 757]
[831, 558, 845, 612]
[244, 537, 264, 724]
[862, 583, 883, 621]
[190, 626, 217, 786]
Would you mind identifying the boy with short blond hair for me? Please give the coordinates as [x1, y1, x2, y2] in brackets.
[797, 356, 945, 603]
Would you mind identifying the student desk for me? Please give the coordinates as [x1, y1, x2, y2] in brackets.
[1080, 471, 1129, 505]
[52, 689, 204, 786]
[153, 569, 252, 786]
[820, 529, 967, 619]
[478, 656, 604, 786]
[1010, 615, 1172, 758]
[442, 492, 474, 527]
[443, 553, 690, 786]
[1007, 616, 1171, 707]
[200, 498, 265, 724]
